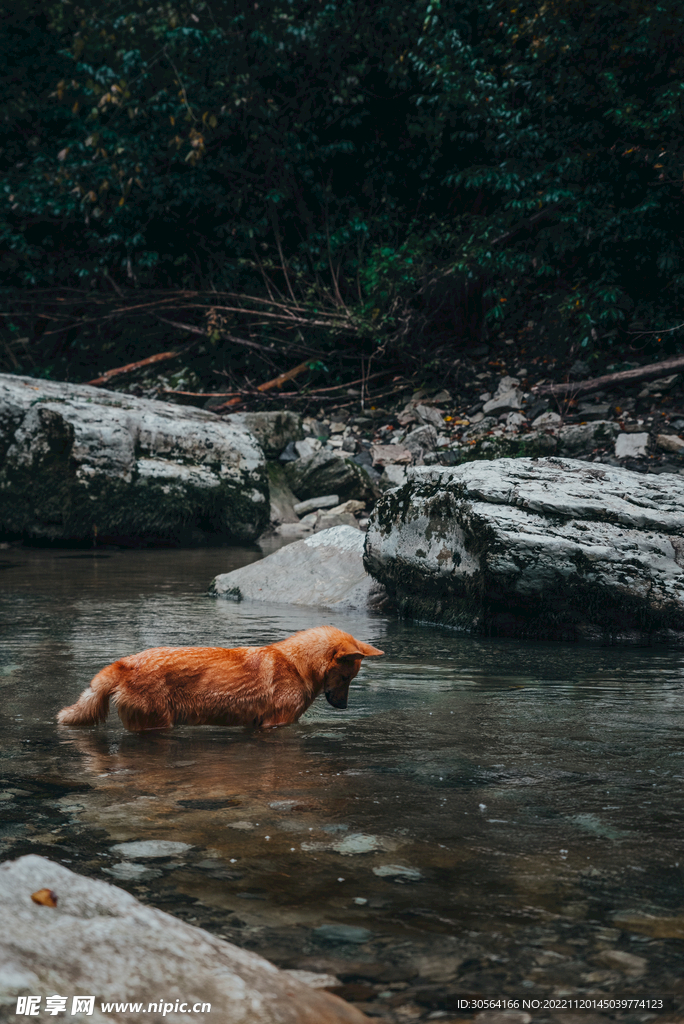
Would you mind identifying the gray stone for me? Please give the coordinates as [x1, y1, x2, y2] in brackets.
[284, 970, 342, 989]
[285, 450, 376, 504]
[656, 433, 684, 454]
[372, 864, 422, 882]
[504, 412, 527, 430]
[224, 411, 302, 459]
[596, 949, 647, 976]
[483, 388, 523, 416]
[403, 425, 437, 464]
[103, 862, 163, 881]
[211, 525, 388, 611]
[312, 512, 359, 533]
[615, 432, 649, 458]
[0, 855, 366, 1024]
[369, 444, 412, 467]
[493, 375, 521, 397]
[414, 404, 444, 429]
[312, 925, 373, 945]
[266, 462, 300, 525]
[301, 833, 398, 855]
[0, 373, 268, 544]
[293, 495, 340, 515]
[295, 438, 322, 459]
[379, 465, 409, 491]
[557, 420, 619, 453]
[110, 840, 193, 859]
[364, 457, 684, 640]
[462, 417, 497, 440]
[576, 402, 612, 421]
[329, 500, 366, 515]
[279, 441, 299, 462]
[531, 411, 561, 429]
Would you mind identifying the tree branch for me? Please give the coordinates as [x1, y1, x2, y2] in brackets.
[532, 353, 684, 399]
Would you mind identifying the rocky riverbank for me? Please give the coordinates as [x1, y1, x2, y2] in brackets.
[0, 854, 368, 1024]
[364, 457, 684, 641]
[0, 374, 269, 546]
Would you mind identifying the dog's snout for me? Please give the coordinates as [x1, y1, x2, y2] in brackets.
[325, 689, 348, 709]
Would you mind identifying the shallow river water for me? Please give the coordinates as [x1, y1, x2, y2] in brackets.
[2, 546, 684, 1021]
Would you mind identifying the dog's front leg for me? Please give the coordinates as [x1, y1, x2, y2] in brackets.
[258, 702, 305, 729]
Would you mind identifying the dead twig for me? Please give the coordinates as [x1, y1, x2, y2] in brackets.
[87, 349, 182, 387]
[209, 358, 316, 412]
[155, 315, 278, 356]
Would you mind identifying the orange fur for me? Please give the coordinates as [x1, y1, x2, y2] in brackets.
[56, 626, 384, 732]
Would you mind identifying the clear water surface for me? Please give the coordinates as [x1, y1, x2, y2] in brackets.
[1, 546, 683, 1020]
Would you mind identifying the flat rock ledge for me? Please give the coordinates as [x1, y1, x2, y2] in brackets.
[364, 457, 684, 642]
[0, 374, 268, 545]
[211, 525, 389, 611]
[0, 855, 368, 1024]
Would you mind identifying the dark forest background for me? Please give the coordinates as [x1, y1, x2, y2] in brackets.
[2, 0, 683, 392]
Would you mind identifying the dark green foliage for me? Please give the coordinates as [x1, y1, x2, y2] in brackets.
[2, 0, 684, 374]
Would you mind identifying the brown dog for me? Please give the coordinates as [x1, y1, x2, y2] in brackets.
[56, 626, 384, 732]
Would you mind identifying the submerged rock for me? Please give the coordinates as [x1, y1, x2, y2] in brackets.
[211, 525, 388, 611]
[103, 861, 162, 881]
[0, 374, 268, 545]
[0, 855, 368, 1024]
[372, 864, 422, 882]
[312, 925, 373, 945]
[364, 457, 684, 641]
[109, 840, 192, 859]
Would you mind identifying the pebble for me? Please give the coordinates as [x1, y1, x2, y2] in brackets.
[656, 433, 684, 454]
[283, 969, 341, 988]
[615, 432, 649, 458]
[532, 411, 562, 429]
[312, 924, 373, 944]
[372, 864, 423, 882]
[103, 861, 163, 881]
[109, 840, 193, 859]
[596, 948, 647, 975]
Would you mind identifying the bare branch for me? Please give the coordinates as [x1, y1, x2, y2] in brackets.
[532, 353, 684, 399]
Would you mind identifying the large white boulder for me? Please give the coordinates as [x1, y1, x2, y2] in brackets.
[0, 855, 367, 1024]
[0, 374, 268, 544]
[364, 457, 684, 640]
[211, 525, 388, 611]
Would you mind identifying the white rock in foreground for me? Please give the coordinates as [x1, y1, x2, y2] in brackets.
[0, 374, 268, 544]
[0, 855, 367, 1024]
[211, 525, 388, 611]
[364, 457, 684, 640]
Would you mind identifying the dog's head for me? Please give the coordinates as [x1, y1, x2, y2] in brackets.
[324, 637, 384, 709]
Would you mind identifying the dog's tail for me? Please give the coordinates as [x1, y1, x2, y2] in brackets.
[57, 663, 120, 727]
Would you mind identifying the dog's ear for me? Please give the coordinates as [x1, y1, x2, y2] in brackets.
[334, 640, 384, 662]
[356, 640, 384, 657]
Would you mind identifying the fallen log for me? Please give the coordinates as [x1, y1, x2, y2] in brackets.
[533, 353, 684, 400]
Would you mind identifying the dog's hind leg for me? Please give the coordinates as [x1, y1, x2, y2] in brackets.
[115, 700, 173, 733]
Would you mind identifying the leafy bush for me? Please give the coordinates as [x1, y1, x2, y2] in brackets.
[2, 0, 684, 370]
